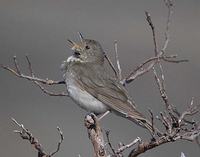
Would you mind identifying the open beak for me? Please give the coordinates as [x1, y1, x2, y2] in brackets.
[67, 39, 82, 50]
[67, 39, 82, 57]
[67, 32, 84, 50]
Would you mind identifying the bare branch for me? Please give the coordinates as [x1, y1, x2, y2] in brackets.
[105, 130, 115, 155]
[116, 137, 141, 154]
[124, 52, 163, 84]
[174, 129, 200, 141]
[145, 11, 158, 56]
[162, 0, 174, 52]
[50, 127, 64, 156]
[153, 67, 171, 111]
[13, 56, 21, 75]
[25, 55, 34, 77]
[1, 56, 67, 96]
[122, 0, 187, 86]
[128, 122, 200, 157]
[122, 10, 161, 85]
[84, 114, 107, 157]
[1, 56, 65, 85]
[104, 52, 118, 79]
[12, 118, 64, 157]
[128, 137, 169, 157]
[114, 40, 122, 81]
[26, 56, 68, 96]
[163, 57, 189, 63]
[151, 0, 174, 111]
[34, 81, 68, 96]
[123, 53, 187, 84]
[151, 0, 175, 117]
[147, 22, 200, 154]
[160, 112, 172, 132]
[148, 109, 155, 135]
[145, 0, 174, 114]
[179, 98, 200, 124]
[153, 64, 182, 132]
[105, 14, 187, 85]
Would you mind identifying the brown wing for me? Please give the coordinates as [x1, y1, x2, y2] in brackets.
[73, 63, 146, 120]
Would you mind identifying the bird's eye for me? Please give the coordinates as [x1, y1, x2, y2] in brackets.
[85, 45, 90, 50]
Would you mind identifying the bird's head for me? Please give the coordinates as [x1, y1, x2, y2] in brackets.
[67, 33, 105, 64]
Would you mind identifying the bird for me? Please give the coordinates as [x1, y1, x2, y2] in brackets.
[61, 33, 159, 135]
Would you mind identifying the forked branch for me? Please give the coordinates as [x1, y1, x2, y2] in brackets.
[121, 0, 187, 85]
[1, 56, 67, 96]
[11, 118, 64, 157]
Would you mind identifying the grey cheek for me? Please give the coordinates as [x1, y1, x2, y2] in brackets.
[82, 55, 88, 60]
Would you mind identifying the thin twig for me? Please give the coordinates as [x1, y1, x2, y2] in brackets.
[153, 64, 194, 125]
[160, 112, 171, 132]
[1, 56, 67, 96]
[1, 56, 65, 85]
[156, 114, 169, 130]
[50, 127, 64, 156]
[12, 118, 64, 157]
[153, 67, 171, 111]
[145, 11, 158, 56]
[123, 0, 187, 86]
[148, 109, 155, 135]
[26, 56, 68, 96]
[153, 65, 180, 130]
[152, 0, 174, 116]
[13, 56, 21, 75]
[123, 53, 187, 85]
[34, 81, 68, 96]
[104, 52, 118, 79]
[163, 57, 189, 63]
[114, 40, 122, 80]
[105, 130, 116, 155]
[25, 55, 34, 77]
[179, 98, 200, 124]
[162, 0, 174, 52]
[116, 137, 141, 154]
[152, 0, 174, 113]
[124, 52, 163, 84]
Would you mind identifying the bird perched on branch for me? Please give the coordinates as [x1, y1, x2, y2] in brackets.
[61, 33, 159, 135]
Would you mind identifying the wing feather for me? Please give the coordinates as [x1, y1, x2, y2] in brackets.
[72, 64, 145, 119]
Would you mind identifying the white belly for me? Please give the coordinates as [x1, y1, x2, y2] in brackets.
[66, 79, 108, 114]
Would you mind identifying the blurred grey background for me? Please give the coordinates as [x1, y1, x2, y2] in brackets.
[0, 0, 199, 156]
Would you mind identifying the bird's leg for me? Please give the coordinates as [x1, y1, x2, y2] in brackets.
[85, 111, 110, 122]
[98, 111, 110, 121]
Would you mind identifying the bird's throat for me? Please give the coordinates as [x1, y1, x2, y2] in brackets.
[67, 55, 83, 63]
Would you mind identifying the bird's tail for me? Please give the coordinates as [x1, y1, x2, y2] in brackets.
[128, 116, 162, 136]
